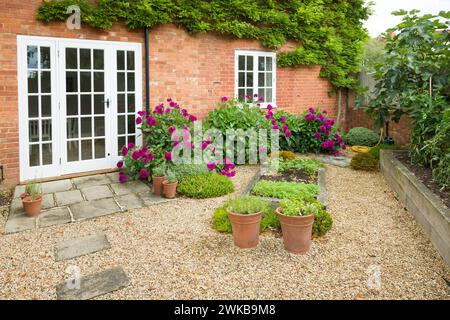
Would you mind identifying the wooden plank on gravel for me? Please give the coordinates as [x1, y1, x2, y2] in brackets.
[55, 234, 111, 261]
[56, 267, 130, 300]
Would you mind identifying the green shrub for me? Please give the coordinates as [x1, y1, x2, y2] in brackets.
[350, 153, 379, 171]
[272, 157, 323, 176]
[171, 164, 210, 182]
[252, 180, 319, 199]
[344, 127, 379, 147]
[177, 173, 234, 198]
[280, 198, 318, 216]
[313, 204, 333, 236]
[227, 196, 267, 214]
[368, 143, 403, 159]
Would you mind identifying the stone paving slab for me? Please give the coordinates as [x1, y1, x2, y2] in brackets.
[38, 207, 72, 228]
[41, 179, 73, 194]
[13, 185, 25, 198]
[81, 185, 114, 201]
[315, 155, 351, 168]
[9, 198, 23, 217]
[5, 215, 36, 234]
[42, 194, 56, 210]
[138, 193, 173, 206]
[70, 198, 121, 221]
[110, 181, 151, 195]
[73, 175, 110, 189]
[116, 193, 145, 211]
[106, 172, 119, 183]
[55, 190, 84, 206]
[55, 234, 111, 261]
[56, 267, 130, 300]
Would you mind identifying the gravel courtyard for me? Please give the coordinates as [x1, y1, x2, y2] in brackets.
[0, 165, 449, 299]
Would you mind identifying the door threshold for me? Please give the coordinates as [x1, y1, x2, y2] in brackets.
[20, 168, 117, 185]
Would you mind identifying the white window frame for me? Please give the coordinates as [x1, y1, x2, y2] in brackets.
[234, 50, 277, 108]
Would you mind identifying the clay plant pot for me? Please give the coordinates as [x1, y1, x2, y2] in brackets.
[227, 210, 262, 249]
[20, 193, 42, 217]
[152, 175, 166, 196]
[276, 207, 315, 254]
[162, 180, 177, 199]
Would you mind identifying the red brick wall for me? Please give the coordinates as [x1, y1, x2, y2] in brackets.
[0, 1, 338, 185]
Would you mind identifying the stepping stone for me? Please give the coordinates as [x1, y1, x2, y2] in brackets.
[110, 181, 150, 196]
[106, 172, 119, 183]
[73, 175, 111, 189]
[70, 198, 121, 221]
[13, 185, 25, 198]
[42, 194, 56, 210]
[81, 185, 113, 201]
[56, 267, 130, 300]
[9, 198, 24, 217]
[116, 193, 145, 210]
[55, 234, 111, 261]
[38, 207, 71, 228]
[5, 214, 36, 234]
[138, 193, 172, 206]
[41, 179, 73, 194]
[55, 190, 84, 206]
[315, 156, 351, 168]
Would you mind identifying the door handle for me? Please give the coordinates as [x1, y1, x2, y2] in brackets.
[102, 98, 110, 109]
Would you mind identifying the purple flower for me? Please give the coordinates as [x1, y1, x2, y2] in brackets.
[271, 119, 277, 125]
[308, 107, 315, 113]
[139, 168, 149, 180]
[201, 141, 209, 150]
[168, 126, 176, 134]
[137, 110, 146, 117]
[317, 114, 324, 122]
[319, 125, 327, 132]
[305, 113, 316, 122]
[341, 144, 347, 150]
[272, 125, 279, 130]
[207, 162, 216, 171]
[146, 152, 155, 160]
[280, 115, 286, 123]
[173, 141, 180, 148]
[136, 117, 142, 124]
[119, 172, 127, 184]
[267, 104, 273, 111]
[117, 161, 123, 169]
[154, 104, 164, 114]
[146, 116, 157, 126]
[165, 108, 171, 113]
[228, 171, 236, 177]
[285, 130, 292, 138]
[221, 96, 228, 102]
[132, 150, 140, 160]
[121, 147, 128, 156]
[188, 115, 197, 122]
[128, 143, 135, 149]
[164, 152, 172, 161]
[313, 132, 321, 139]
[265, 112, 274, 120]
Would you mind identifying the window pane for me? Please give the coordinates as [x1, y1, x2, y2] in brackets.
[66, 48, 78, 69]
[80, 94, 91, 115]
[117, 51, 125, 70]
[67, 95, 78, 115]
[67, 118, 78, 138]
[27, 71, 38, 93]
[128, 135, 135, 145]
[94, 117, 105, 136]
[41, 119, 52, 141]
[80, 72, 91, 92]
[266, 73, 272, 87]
[67, 141, 79, 162]
[266, 57, 273, 71]
[41, 95, 51, 117]
[127, 72, 135, 91]
[42, 143, 52, 165]
[258, 57, 265, 71]
[94, 94, 104, 114]
[40, 47, 51, 69]
[29, 144, 40, 167]
[94, 72, 104, 92]
[246, 73, 253, 87]
[41, 71, 51, 93]
[81, 117, 92, 138]
[66, 71, 78, 92]
[127, 94, 135, 112]
[246, 89, 253, 98]
[81, 140, 92, 160]
[80, 49, 91, 69]
[93, 50, 104, 70]
[258, 72, 264, 87]
[238, 72, 245, 87]
[266, 88, 272, 102]
[258, 88, 265, 101]
[117, 72, 125, 92]
[28, 96, 39, 118]
[27, 46, 38, 69]
[29, 120, 39, 142]
[118, 115, 125, 134]
[95, 139, 105, 159]
[118, 136, 126, 155]
[127, 51, 135, 70]
[247, 56, 253, 70]
[128, 115, 135, 134]
[238, 56, 245, 70]
[117, 94, 125, 113]
[238, 89, 245, 100]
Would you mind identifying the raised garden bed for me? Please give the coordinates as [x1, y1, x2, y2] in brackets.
[380, 150, 450, 265]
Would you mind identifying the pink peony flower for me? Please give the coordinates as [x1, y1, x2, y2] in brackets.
[271, 119, 277, 125]
[146, 116, 157, 126]
[165, 108, 171, 113]
[285, 130, 292, 138]
[128, 143, 135, 149]
[137, 110, 146, 117]
[282, 125, 288, 132]
[188, 115, 197, 122]
[267, 104, 273, 111]
[280, 115, 286, 123]
[221, 96, 228, 102]
[168, 126, 176, 134]
[117, 161, 123, 168]
[136, 117, 142, 124]
[313, 132, 321, 139]
[132, 150, 140, 160]
[164, 152, 172, 161]
[265, 112, 274, 120]
[139, 168, 149, 180]
[121, 147, 128, 156]
[181, 109, 189, 117]
[207, 162, 216, 171]
[272, 125, 279, 130]
[341, 144, 347, 150]
[146, 152, 155, 160]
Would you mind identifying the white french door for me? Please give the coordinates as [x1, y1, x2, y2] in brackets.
[17, 36, 142, 182]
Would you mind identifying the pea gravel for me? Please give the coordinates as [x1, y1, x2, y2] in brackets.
[0, 165, 448, 300]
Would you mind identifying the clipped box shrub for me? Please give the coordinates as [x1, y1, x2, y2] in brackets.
[177, 173, 234, 198]
[171, 164, 210, 182]
[344, 127, 379, 147]
[350, 153, 379, 171]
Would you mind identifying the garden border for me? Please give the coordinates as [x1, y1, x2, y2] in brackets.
[380, 150, 450, 265]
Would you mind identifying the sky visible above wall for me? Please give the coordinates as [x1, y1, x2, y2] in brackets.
[364, 0, 450, 36]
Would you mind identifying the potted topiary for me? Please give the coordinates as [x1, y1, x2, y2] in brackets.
[227, 196, 266, 249]
[276, 198, 318, 254]
[162, 170, 177, 199]
[152, 164, 166, 196]
[21, 183, 42, 217]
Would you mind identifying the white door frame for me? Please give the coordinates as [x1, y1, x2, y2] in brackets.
[17, 35, 142, 182]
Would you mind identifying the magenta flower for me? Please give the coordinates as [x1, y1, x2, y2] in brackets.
[121, 146, 128, 156]
[154, 105, 164, 114]
[137, 110, 146, 117]
[285, 130, 292, 138]
[267, 104, 273, 111]
[119, 172, 127, 184]
[207, 162, 216, 171]
[117, 161, 123, 168]
[313, 132, 321, 139]
[136, 117, 142, 124]
[128, 143, 135, 149]
[146, 116, 157, 126]
[282, 125, 288, 132]
[168, 126, 176, 134]
[146, 152, 155, 160]
[341, 144, 347, 150]
[271, 119, 277, 125]
[139, 168, 149, 180]
[221, 96, 228, 102]
[272, 125, 279, 130]
[309, 107, 315, 113]
[265, 112, 274, 120]
[317, 114, 324, 122]
[259, 97, 264, 101]
[173, 141, 180, 149]
[181, 109, 189, 117]
[319, 125, 327, 132]
[280, 115, 286, 123]
[188, 115, 197, 122]
[228, 171, 236, 177]
[201, 141, 209, 150]
[165, 108, 171, 114]
[164, 152, 172, 161]
[132, 150, 140, 160]
[305, 113, 316, 122]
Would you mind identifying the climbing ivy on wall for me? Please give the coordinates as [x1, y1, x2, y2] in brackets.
[36, 0, 370, 89]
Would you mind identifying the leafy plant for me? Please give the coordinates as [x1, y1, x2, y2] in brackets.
[350, 153, 379, 171]
[152, 164, 166, 177]
[272, 157, 323, 176]
[118, 145, 155, 183]
[313, 204, 333, 236]
[344, 127, 379, 147]
[25, 183, 41, 200]
[227, 196, 267, 215]
[177, 173, 234, 198]
[280, 198, 318, 216]
[252, 180, 319, 200]
[368, 143, 404, 159]
[165, 170, 177, 183]
[171, 164, 210, 182]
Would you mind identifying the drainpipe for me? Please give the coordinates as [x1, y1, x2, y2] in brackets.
[144, 27, 150, 114]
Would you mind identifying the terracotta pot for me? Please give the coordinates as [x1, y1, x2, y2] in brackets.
[162, 180, 177, 199]
[21, 193, 42, 217]
[276, 207, 315, 254]
[152, 175, 165, 196]
[227, 210, 262, 249]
